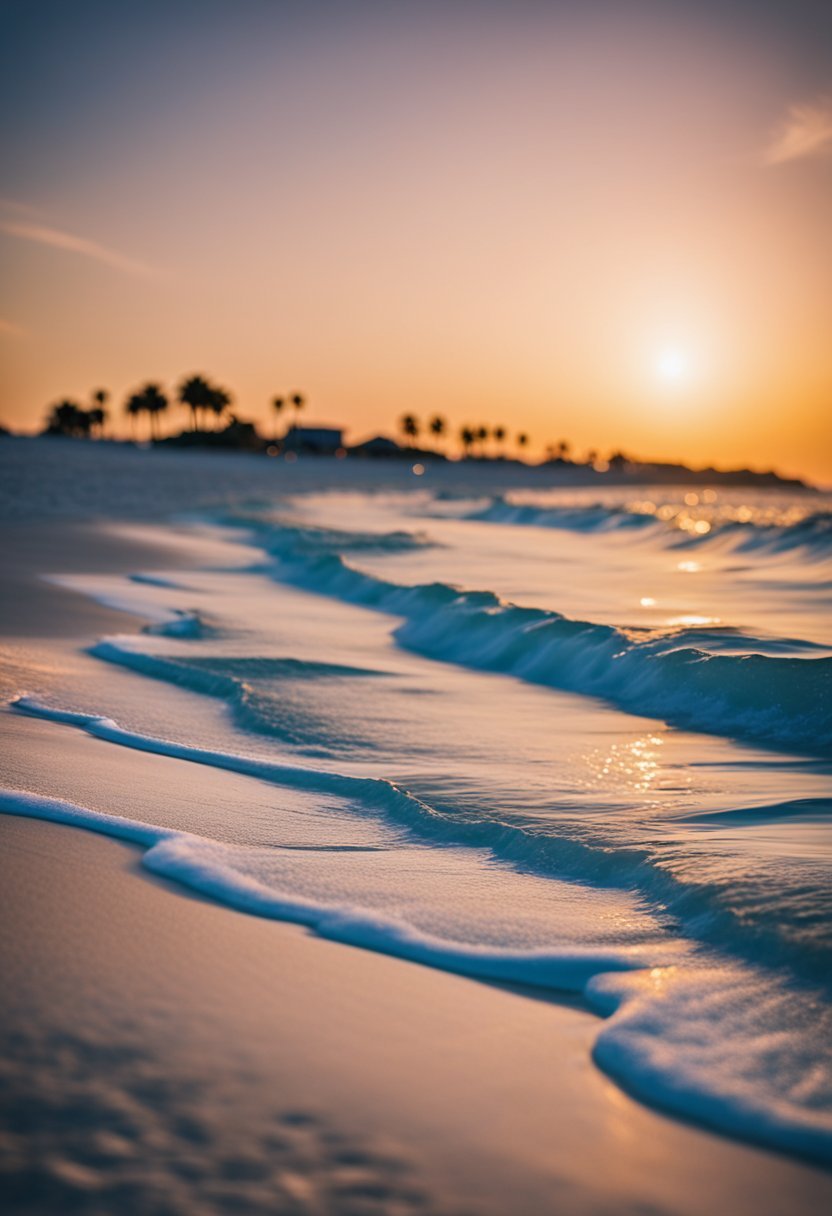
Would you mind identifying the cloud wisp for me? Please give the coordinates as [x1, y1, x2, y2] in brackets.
[0, 219, 163, 278]
[763, 94, 832, 166]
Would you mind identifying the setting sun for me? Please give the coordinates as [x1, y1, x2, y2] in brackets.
[654, 347, 693, 384]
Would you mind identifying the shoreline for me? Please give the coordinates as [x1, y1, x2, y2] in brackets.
[3, 784, 831, 1215]
[2, 513, 831, 1212]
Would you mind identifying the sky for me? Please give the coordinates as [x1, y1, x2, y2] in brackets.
[1, 0, 830, 481]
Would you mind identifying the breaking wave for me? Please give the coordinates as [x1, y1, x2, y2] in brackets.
[253, 544, 831, 756]
[460, 496, 832, 558]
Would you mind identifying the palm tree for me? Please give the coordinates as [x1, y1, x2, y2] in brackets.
[429, 415, 446, 452]
[178, 374, 213, 431]
[90, 388, 108, 438]
[88, 406, 107, 438]
[477, 425, 489, 457]
[47, 400, 89, 437]
[517, 432, 529, 460]
[208, 386, 232, 430]
[290, 393, 306, 428]
[125, 390, 145, 440]
[493, 425, 506, 457]
[557, 439, 571, 462]
[125, 384, 167, 441]
[272, 396, 286, 442]
[460, 425, 475, 458]
[142, 383, 168, 440]
[400, 413, 419, 447]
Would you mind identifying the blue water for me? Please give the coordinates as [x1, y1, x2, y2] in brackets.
[3, 484, 831, 1164]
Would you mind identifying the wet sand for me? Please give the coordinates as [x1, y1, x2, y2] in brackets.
[3, 786, 831, 1215]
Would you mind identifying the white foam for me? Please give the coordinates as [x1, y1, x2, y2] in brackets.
[3, 784, 831, 1164]
[11, 695, 439, 821]
[0, 787, 640, 991]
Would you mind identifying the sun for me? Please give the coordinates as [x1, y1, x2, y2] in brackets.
[654, 347, 690, 383]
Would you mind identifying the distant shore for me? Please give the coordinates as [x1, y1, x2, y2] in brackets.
[0, 435, 818, 525]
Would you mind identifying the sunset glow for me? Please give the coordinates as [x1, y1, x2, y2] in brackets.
[655, 349, 692, 384]
[1, 1, 830, 482]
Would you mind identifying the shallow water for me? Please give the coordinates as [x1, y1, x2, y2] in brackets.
[3, 484, 831, 1164]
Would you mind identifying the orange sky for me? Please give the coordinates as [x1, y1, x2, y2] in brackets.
[1, 2, 830, 482]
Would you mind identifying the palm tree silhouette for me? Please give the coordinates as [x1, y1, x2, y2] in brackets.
[460, 425, 475, 458]
[179, 375, 212, 432]
[208, 386, 232, 430]
[142, 383, 168, 440]
[88, 406, 106, 438]
[400, 414, 419, 447]
[124, 392, 143, 440]
[517, 432, 529, 460]
[429, 415, 446, 452]
[47, 400, 90, 437]
[477, 425, 489, 457]
[493, 425, 505, 457]
[126, 383, 167, 441]
[147, 381, 169, 440]
[90, 389, 109, 438]
[272, 396, 286, 442]
[291, 393, 306, 428]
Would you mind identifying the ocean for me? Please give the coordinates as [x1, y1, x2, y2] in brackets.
[3, 481, 831, 1165]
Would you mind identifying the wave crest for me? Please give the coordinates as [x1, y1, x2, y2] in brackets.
[461, 496, 832, 558]
[263, 548, 832, 756]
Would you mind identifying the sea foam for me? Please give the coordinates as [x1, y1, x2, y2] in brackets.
[12, 695, 832, 986]
[2, 784, 830, 1165]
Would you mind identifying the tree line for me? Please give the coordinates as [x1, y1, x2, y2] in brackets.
[395, 415, 626, 468]
[42, 378, 619, 467]
[398, 413, 531, 458]
[45, 377, 312, 444]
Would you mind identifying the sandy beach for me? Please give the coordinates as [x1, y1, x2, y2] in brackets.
[4, 801, 830, 1216]
[5, 1, 832, 1207]
[2, 440, 831, 1213]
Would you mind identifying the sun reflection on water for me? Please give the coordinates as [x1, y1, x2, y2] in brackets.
[627, 494, 812, 537]
[665, 614, 721, 627]
[584, 733, 670, 797]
